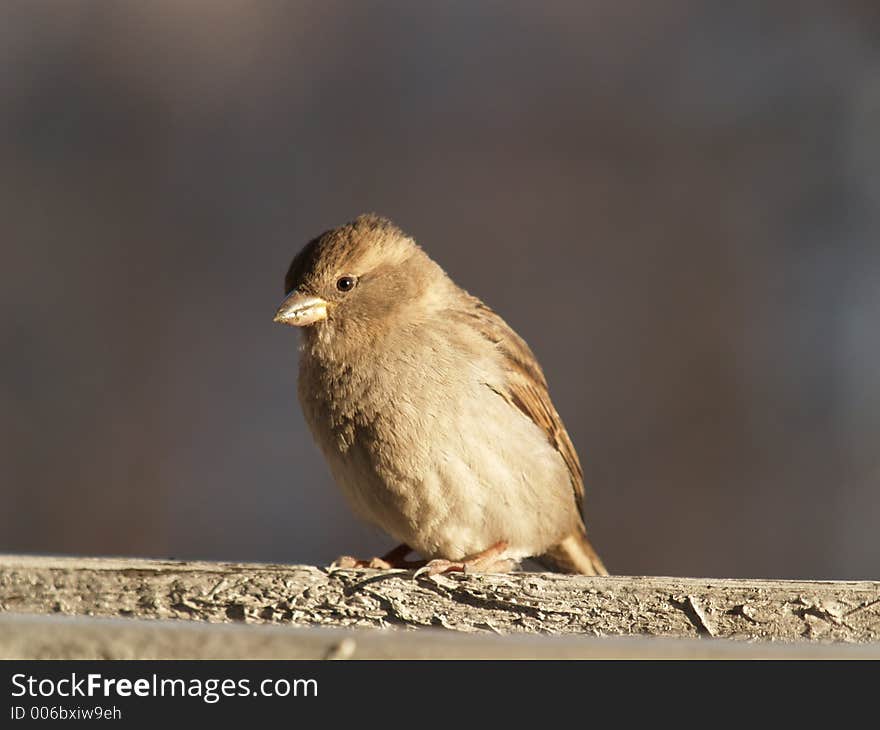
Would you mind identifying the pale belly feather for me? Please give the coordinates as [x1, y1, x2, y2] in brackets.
[308, 374, 577, 562]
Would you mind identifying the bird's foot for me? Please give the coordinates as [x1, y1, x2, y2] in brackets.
[331, 555, 395, 570]
[413, 540, 513, 578]
[329, 543, 419, 571]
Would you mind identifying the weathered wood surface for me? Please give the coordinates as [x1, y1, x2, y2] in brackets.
[1, 556, 878, 647]
[3, 613, 880, 659]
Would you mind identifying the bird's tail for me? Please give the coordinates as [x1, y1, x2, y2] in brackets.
[537, 528, 608, 576]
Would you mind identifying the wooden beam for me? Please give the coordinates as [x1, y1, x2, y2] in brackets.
[1, 556, 878, 651]
[3, 613, 880, 659]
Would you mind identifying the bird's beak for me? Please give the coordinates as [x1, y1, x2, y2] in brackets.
[273, 290, 328, 327]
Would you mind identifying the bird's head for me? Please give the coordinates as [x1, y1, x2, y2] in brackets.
[274, 214, 447, 353]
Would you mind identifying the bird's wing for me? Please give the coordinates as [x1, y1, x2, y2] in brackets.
[453, 295, 585, 513]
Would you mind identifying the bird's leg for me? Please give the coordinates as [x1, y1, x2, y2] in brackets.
[414, 540, 514, 577]
[330, 543, 419, 570]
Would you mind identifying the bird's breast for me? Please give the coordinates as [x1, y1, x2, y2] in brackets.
[296, 341, 576, 560]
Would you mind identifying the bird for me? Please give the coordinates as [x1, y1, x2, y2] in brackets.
[273, 214, 607, 576]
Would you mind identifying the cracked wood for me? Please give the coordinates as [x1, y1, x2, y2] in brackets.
[0, 556, 878, 642]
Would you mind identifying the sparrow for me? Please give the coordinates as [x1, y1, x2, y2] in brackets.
[274, 214, 607, 576]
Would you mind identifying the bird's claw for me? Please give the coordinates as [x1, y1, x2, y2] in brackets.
[413, 559, 467, 579]
[412, 541, 514, 580]
[329, 555, 394, 571]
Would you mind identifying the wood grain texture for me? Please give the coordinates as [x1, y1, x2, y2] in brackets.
[1, 556, 878, 644]
[4, 614, 880, 659]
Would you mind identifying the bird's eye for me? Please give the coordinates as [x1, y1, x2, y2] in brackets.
[336, 276, 357, 292]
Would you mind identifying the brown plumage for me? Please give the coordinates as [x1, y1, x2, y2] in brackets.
[274, 214, 607, 576]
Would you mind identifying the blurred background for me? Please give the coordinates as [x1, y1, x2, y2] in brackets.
[2, 1, 879, 580]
